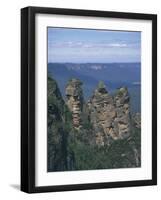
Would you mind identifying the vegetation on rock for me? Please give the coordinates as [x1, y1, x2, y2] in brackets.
[48, 75, 141, 172]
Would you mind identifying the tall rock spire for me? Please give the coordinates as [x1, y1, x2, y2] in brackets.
[88, 83, 131, 146]
[65, 78, 83, 129]
[113, 87, 131, 139]
[88, 81, 116, 145]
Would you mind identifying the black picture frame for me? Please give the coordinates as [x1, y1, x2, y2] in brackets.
[21, 6, 157, 193]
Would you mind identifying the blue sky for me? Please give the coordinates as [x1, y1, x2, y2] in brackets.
[48, 27, 141, 63]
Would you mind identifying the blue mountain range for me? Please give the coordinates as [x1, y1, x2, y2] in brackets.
[48, 63, 141, 113]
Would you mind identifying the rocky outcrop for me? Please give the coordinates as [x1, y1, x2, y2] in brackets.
[48, 76, 69, 171]
[65, 79, 132, 146]
[133, 113, 141, 129]
[87, 81, 116, 145]
[66, 79, 84, 129]
[88, 82, 131, 146]
[48, 75, 141, 171]
[114, 87, 131, 139]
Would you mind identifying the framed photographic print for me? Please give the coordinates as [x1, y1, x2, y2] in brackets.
[21, 6, 157, 193]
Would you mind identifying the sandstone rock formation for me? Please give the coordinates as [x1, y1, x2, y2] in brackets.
[48, 75, 141, 171]
[66, 79, 83, 129]
[87, 81, 116, 145]
[65, 79, 132, 146]
[88, 82, 131, 146]
[133, 113, 141, 129]
[114, 87, 131, 139]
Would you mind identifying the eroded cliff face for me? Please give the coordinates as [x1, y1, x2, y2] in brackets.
[114, 87, 131, 139]
[65, 79, 84, 129]
[87, 82, 116, 145]
[87, 82, 131, 146]
[48, 75, 141, 171]
[133, 113, 141, 129]
[48, 76, 69, 171]
[65, 79, 132, 146]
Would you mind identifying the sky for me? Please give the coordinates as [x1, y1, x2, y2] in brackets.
[48, 27, 141, 63]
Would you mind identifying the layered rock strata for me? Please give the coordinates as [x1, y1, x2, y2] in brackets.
[66, 79, 132, 146]
[66, 79, 83, 129]
[114, 87, 131, 139]
[88, 82, 131, 145]
[133, 113, 141, 129]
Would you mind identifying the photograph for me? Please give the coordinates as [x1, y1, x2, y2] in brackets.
[21, 6, 157, 193]
[47, 27, 141, 172]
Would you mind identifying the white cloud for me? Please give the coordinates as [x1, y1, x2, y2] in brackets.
[108, 43, 127, 47]
[48, 41, 140, 49]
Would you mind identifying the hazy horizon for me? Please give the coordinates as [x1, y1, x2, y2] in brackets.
[48, 27, 141, 63]
[48, 61, 141, 64]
